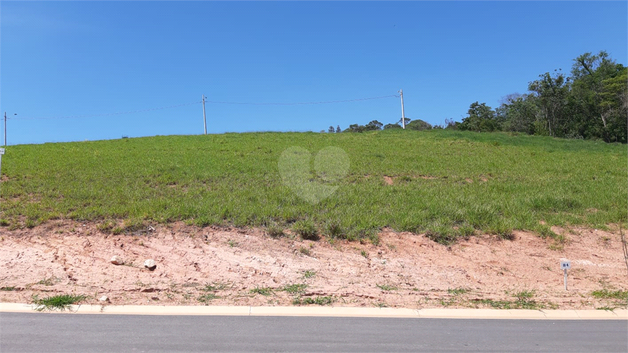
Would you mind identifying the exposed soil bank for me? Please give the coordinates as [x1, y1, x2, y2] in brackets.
[1, 222, 626, 310]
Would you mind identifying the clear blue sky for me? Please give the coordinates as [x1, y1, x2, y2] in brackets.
[1, 1, 626, 145]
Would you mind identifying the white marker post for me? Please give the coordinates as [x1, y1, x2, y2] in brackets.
[560, 260, 571, 290]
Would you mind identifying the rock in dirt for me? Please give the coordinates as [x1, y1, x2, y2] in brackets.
[144, 259, 157, 271]
[99, 295, 109, 302]
[110, 256, 124, 265]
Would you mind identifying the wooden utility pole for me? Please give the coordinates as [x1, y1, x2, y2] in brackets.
[202, 95, 207, 135]
[399, 90, 406, 129]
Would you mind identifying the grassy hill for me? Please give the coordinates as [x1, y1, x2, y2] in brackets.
[1, 130, 626, 244]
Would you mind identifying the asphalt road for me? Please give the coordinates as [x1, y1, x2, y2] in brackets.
[1, 312, 626, 352]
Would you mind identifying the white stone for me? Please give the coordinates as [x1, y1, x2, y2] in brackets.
[99, 295, 109, 302]
[110, 256, 124, 265]
[144, 259, 157, 270]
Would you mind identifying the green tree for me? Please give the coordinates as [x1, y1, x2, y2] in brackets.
[459, 102, 500, 132]
[383, 123, 402, 129]
[528, 70, 570, 137]
[364, 120, 383, 131]
[345, 124, 366, 133]
[569, 51, 626, 141]
[598, 66, 628, 143]
[499, 93, 539, 135]
[406, 119, 432, 131]
[444, 118, 459, 130]
[464, 51, 626, 143]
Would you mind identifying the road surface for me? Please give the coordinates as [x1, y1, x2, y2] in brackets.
[1, 312, 626, 352]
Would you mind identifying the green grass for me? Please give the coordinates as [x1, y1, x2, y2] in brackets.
[250, 287, 274, 296]
[591, 289, 628, 300]
[324, 221, 344, 238]
[303, 270, 316, 279]
[596, 306, 618, 311]
[447, 288, 470, 295]
[283, 283, 308, 294]
[32, 294, 86, 311]
[266, 223, 285, 238]
[473, 290, 545, 310]
[293, 219, 318, 240]
[293, 296, 334, 306]
[376, 284, 397, 291]
[202, 282, 230, 292]
[197, 293, 220, 304]
[1, 130, 626, 243]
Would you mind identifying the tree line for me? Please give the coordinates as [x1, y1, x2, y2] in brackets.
[330, 51, 627, 143]
[325, 118, 433, 134]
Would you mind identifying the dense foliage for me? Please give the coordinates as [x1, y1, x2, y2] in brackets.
[337, 51, 626, 143]
[457, 51, 627, 143]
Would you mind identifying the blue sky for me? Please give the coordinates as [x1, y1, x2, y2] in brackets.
[1, 1, 626, 145]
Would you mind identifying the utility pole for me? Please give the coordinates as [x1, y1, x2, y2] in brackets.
[202, 95, 207, 135]
[1, 112, 5, 182]
[399, 89, 406, 129]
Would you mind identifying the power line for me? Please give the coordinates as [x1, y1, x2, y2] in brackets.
[7, 94, 399, 121]
[9, 101, 202, 121]
[206, 94, 399, 106]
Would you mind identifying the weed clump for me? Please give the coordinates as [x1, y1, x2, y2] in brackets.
[250, 287, 274, 296]
[283, 284, 308, 294]
[293, 296, 334, 306]
[376, 284, 397, 291]
[293, 220, 319, 240]
[266, 224, 285, 238]
[202, 282, 229, 292]
[591, 289, 628, 300]
[447, 288, 470, 295]
[472, 290, 544, 310]
[303, 270, 316, 279]
[324, 221, 343, 238]
[97, 220, 116, 234]
[32, 294, 86, 311]
[198, 293, 220, 304]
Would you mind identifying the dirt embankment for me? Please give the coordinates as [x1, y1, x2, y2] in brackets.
[1, 221, 626, 309]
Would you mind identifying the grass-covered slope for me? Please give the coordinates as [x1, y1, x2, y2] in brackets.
[1, 130, 626, 243]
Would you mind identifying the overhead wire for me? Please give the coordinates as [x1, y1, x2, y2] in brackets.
[7, 94, 399, 121]
[9, 101, 202, 121]
[205, 94, 399, 106]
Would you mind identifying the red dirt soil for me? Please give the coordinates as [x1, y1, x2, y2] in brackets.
[1, 221, 626, 309]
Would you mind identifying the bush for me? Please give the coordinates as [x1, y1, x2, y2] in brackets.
[324, 221, 343, 238]
[406, 119, 432, 131]
[293, 220, 319, 240]
[266, 224, 285, 238]
[384, 123, 402, 129]
[97, 220, 116, 234]
[32, 294, 86, 311]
